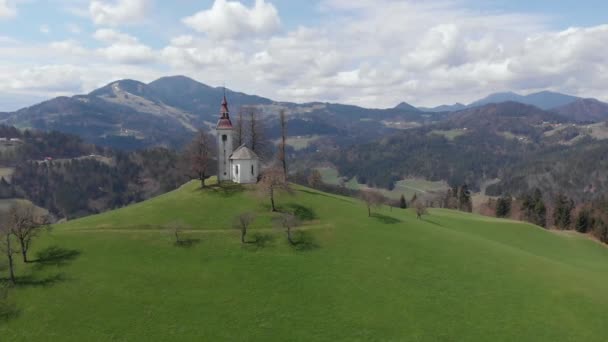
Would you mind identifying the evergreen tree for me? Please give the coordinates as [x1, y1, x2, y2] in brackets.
[495, 195, 512, 218]
[521, 188, 547, 228]
[575, 209, 593, 233]
[457, 185, 472, 212]
[553, 193, 574, 229]
[399, 194, 407, 209]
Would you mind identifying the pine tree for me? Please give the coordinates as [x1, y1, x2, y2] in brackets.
[399, 194, 407, 209]
[553, 193, 574, 229]
[575, 209, 593, 233]
[495, 195, 512, 218]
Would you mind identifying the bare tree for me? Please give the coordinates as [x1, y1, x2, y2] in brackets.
[274, 212, 300, 245]
[416, 201, 428, 220]
[277, 110, 288, 179]
[307, 169, 323, 189]
[0, 213, 16, 285]
[360, 189, 384, 217]
[185, 129, 214, 188]
[247, 107, 268, 159]
[164, 220, 189, 245]
[233, 108, 245, 147]
[258, 166, 291, 212]
[9, 203, 49, 263]
[234, 212, 256, 244]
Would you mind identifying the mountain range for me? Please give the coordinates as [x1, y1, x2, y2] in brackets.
[1, 76, 608, 151]
[414, 91, 608, 122]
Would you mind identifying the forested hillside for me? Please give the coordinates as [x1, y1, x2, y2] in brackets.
[0, 125, 189, 219]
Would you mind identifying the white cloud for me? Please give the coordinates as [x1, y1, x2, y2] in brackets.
[183, 0, 280, 40]
[89, 0, 149, 26]
[66, 23, 82, 34]
[93, 28, 156, 64]
[4, 0, 608, 109]
[94, 28, 136, 44]
[6, 65, 85, 93]
[40, 24, 51, 34]
[0, 0, 16, 19]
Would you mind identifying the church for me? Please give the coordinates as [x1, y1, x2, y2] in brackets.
[215, 95, 260, 184]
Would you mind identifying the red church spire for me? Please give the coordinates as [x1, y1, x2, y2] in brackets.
[216, 90, 233, 129]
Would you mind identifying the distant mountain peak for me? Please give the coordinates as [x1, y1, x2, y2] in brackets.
[468, 90, 580, 110]
[394, 102, 420, 112]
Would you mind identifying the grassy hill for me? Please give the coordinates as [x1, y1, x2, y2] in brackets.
[2, 180, 608, 341]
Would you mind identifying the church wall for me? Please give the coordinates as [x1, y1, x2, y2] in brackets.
[231, 159, 259, 184]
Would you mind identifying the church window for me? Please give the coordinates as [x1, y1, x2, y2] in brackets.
[222, 135, 227, 142]
[251, 165, 254, 175]
[235, 165, 239, 175]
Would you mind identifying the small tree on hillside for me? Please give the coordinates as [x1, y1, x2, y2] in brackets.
[495, 195, 512, 218]
[186, 129, 214, 188]
[553, 193, 574, 229]
[360, 189, 384, 217]
[234, 212, 256, 244]
[521, 188, 547, 228]
[247, 107, 268, 159]
[307, 169, 323, 189]
[399, 194, 407, 209]
[0, 213, 16, 285]
[274, 212, 300, 245]
[277, 110, 288, 179]
[411, 193, 418, 205]
[575, 209, 593, 233]
[9, 203, 49, 263]
[457, 185, 473, 212]
[415, 201, 428, 219]
[164, 220, 190, 245]
[593, 218, 608, 243]
[233, 108, 246, 147]
[258, 166, 291, 212]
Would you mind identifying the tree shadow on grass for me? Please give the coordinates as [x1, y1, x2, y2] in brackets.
[371, 213, 402, 224]
[243, 233, 276, 251]
[290, 231, 320, 251]
[0, 273, 67, 289]
[205, 182, 244, 197]
[297, 189, 352, 203]
[286, 204, 317, 221]
[174, 238, 201, 248]
[422, 217, 442, 227]
[34, 246, 81, 268]
[0, 286, 19, 323]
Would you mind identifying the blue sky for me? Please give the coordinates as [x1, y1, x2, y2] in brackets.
[1, 0, 607, 111]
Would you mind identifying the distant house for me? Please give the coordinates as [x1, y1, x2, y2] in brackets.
[214, 95, 260, 184]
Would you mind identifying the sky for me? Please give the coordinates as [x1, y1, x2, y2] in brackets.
[1, 0, 608, 111]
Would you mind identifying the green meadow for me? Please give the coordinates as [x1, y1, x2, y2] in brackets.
[317, 167, 448, 199]
[1, 180, 608, 341]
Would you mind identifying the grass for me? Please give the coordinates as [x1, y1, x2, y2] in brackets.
[2, 180, 608, 341]
[317, 167, 448, 199]
[429, 129, 467, 140]
[0, 167, 14, 181]
[273, 135, 320, 151]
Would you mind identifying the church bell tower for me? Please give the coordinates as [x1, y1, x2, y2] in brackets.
[216, 94, 234, 182]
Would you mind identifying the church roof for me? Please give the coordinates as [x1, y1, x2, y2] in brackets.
[216, 95, 233, 129]
[230, 145, 259, 160]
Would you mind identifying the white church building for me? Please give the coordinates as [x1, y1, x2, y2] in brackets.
[215, 95, 260, 184]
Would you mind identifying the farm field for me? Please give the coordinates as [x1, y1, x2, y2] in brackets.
[317, 167, 448, 199]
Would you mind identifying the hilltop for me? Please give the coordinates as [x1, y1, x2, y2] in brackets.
[2, 180, 608, 341]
